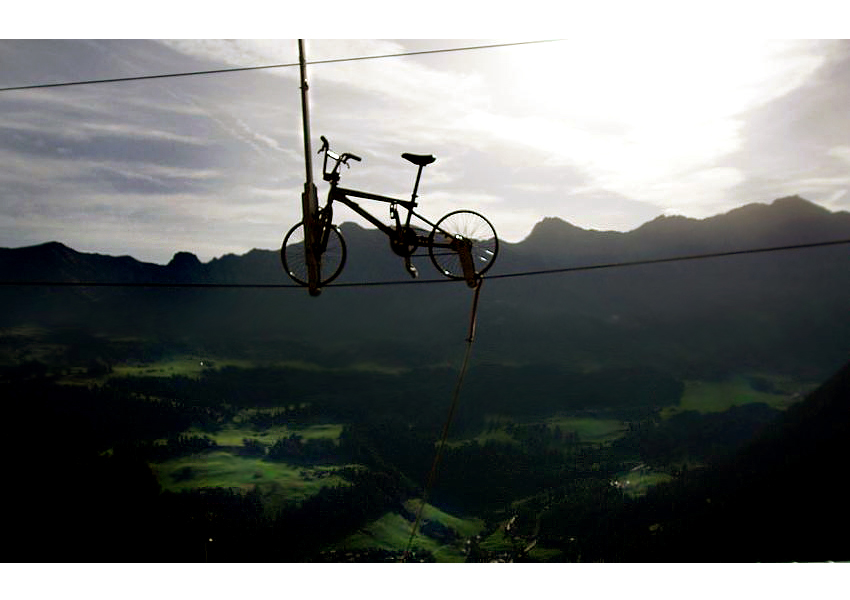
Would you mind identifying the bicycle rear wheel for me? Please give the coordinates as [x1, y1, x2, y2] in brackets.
[281, 221, 347, 286]
[428, 210, 498, 279]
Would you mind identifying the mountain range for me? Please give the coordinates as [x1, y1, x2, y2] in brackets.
[2, 195, 849, 378]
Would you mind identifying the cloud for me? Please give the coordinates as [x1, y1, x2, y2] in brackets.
[0, 183, 300, 263]
[2, 39, 848, 263]
[459, 41, 828, 209]
[827, 145, 850, 164]
[155, 40, 492, 152]
[77, 122, 209, 146]
[824, 189, 848, 209]
[155, 39, 832, 229]
[158, 39, 300, 72]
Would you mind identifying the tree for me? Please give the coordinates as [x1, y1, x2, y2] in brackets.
[241, 438, 266, 457]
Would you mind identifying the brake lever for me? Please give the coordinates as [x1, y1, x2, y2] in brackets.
[341, 153, 362, 167]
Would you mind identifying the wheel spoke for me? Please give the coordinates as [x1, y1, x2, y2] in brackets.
[429, 210, 498, 279]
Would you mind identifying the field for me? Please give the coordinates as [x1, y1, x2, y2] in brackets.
[402, 499, 485, 538]
[613, 468, 673, 498]
[103, 355, 353, 501]
[661, 374, 814, 418]
[544, 415, 627, 442]
[149, 451, 354, 498]
[186, 422, 343, 447]
[477, 515, 564, 562]
[464, 415, 628, 447]
[335, 499, 485, 562]
[110, 358, 248, 378]
[147, 419, 346, 501]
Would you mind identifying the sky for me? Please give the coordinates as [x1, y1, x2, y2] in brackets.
[2, 15, 850, 263]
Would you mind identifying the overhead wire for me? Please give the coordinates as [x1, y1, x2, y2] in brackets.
[2, 237, 849, 289]
[479, 237, 850, 282]
[0, 39, 565, 93]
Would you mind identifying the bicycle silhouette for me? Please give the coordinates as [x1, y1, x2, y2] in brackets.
[281, 136, 499, 288]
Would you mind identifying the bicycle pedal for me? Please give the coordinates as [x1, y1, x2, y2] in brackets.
[405, 262, 419, 279]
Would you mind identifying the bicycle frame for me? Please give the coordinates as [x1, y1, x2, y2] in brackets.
[317, 137, 456, 252]
[326, 186, 455, 251]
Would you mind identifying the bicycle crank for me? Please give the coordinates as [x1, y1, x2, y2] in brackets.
[389, 226, 420, 257]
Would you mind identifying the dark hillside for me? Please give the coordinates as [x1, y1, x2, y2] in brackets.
[596, 358, 850, 561]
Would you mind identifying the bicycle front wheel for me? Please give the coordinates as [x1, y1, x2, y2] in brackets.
[428, 210, 498, 279]
[281, 221, 347, 286]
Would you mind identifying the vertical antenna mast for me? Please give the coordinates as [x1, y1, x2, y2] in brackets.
[298, 39, 321, 296]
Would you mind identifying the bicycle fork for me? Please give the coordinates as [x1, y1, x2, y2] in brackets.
[313, 206, 335, 272]
[454, 236, 478, 288]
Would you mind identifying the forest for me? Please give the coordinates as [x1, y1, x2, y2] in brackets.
[4, 343, 824, 563]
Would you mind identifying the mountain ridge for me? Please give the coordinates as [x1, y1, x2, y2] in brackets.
[4, 196, 848, 267]
[2, 194, 849, 378]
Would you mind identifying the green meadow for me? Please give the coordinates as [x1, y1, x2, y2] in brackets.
[187, 422, 343, 447]
[544, 415, 628, 442]
[402, 499, 485, 539]
[661, 374, 814, 418]
[334, 499, 485, 562]
[149, 451, 354, 498]
[465, 415, 628, 447]
[613, 468, 674, 498]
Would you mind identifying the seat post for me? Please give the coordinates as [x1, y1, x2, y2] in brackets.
[401, 152, 434, 207]
[411, 164, 426, 204]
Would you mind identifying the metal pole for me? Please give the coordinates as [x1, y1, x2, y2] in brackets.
[298, 39, 321, 296]
[299, 39, 315, 190]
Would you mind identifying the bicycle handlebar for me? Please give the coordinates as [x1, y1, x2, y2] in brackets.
[319, 135, 359, 162]
[319, 135, 362, 182]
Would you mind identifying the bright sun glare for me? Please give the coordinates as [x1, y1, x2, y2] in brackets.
[494, 39, 827, 205]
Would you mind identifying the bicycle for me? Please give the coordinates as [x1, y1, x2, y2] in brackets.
[281, 135, 499, 288]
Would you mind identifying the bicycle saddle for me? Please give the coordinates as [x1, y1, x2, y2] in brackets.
[402, 153, 436, 167]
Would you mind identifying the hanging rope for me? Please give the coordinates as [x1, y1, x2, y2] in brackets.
[402, 278, 484, 561]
